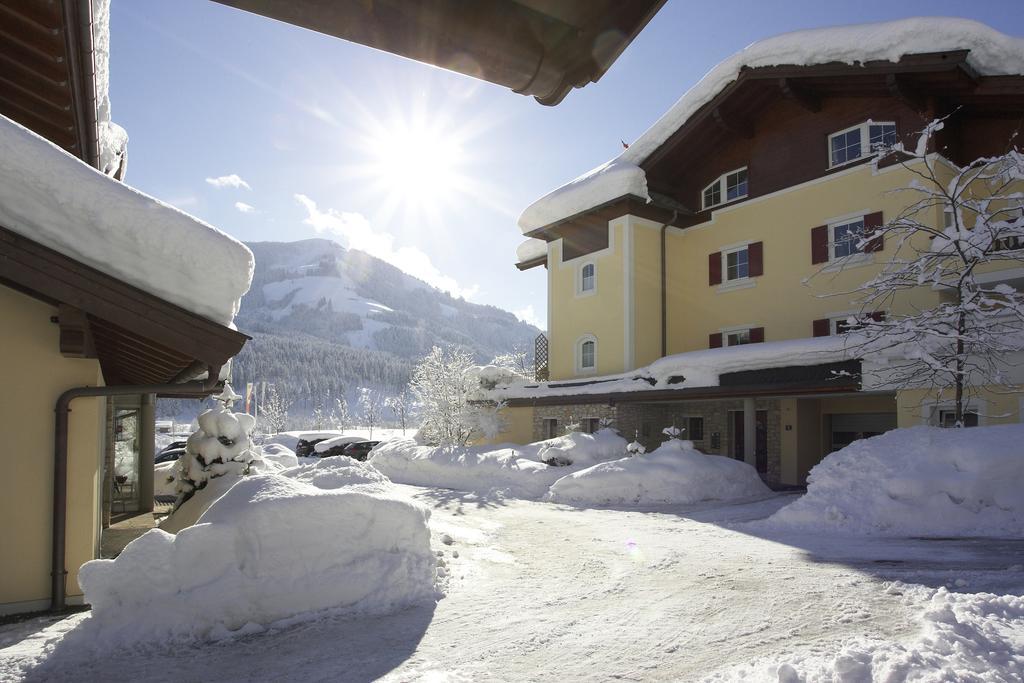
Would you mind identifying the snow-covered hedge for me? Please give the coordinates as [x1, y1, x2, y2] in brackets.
[79, 473, 435, 643]
[761, 425, 1024, 537]
[369, 430, 629, 499]
[548, 439, 770, 506]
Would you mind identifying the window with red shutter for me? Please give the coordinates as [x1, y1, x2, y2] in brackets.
[812, 318, 830, 337]
[750, 327, 764, 343]
[863, 211, 884, 252]
[748, 242, 763, 277]
[709, 332, 723, 348]
[811, 226, 828, 264]
[708, 251, 722, 286]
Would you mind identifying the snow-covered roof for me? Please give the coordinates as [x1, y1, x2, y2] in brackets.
[516, 238, 548, 265]
[481, 336, 859, 401]
[0, 113, 253, 327]
[517, 18, 1024, 235]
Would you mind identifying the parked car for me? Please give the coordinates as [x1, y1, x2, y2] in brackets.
[157, 440, 187, 456]
[340, 441, 380, 462]
[154, 447, 186, 464]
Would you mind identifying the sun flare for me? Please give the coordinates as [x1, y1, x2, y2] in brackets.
[370, 117, 466, 205]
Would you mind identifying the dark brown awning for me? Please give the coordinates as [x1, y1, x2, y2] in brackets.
[0, 225, 249, 385]
[211, 0, 667, 105]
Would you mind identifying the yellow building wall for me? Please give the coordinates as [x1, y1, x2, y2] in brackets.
[0, 285, 104, 613]
[629, 217, 665, 369]
[896, 387, 1023, 428]
[548, 220, 627, 380]
[475, 406, 535, 446]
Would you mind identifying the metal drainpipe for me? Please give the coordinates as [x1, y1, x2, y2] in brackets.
[660, 210, 679, 358]
[51, 367, 222, 612]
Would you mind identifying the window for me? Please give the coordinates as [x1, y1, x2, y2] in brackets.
[726, 329, 751, 346]
[831, 218, 866, 260]
[829, 121, 896, 168]
[702, 167, 748, 209]
[577, 336, 597, 373]
[686, 417, 705, 441]
[583, 418, 601, 434]
[543, 418, 559, 439]
[725, 246, 749, 281]
[580, 263, 595, 293]
[938, 410, 979, 428]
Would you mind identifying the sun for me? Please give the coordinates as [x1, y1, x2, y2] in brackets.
[370, 116, 466, 206]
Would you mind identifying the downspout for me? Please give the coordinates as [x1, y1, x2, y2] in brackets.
[61, 0, 100, 169]
[660, 210, 679, 358]
[51, 366, 223, 612]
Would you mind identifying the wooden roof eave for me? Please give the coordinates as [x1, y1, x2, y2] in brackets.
[0, 225, 249, 384]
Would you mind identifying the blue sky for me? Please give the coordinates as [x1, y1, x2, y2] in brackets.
[109, 0, 1024, 329]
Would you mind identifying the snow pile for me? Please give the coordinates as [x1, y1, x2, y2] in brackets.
[260, 443, 298, 469]
[518, 18, 1024, 233]
[721, 586, 1024, 681]
[369, 430, 629, 499]
[760, 425, 1024, 537]
[153, 461, 178, 497]
[78, 474, 435, 643]
[548, 439, 770, 506]
[281, 455, 392, 492]
[0, 113, 252, 325]
[89, 0, 128, 176]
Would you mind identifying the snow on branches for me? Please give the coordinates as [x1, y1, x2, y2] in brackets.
[826, 118, 1024, 425]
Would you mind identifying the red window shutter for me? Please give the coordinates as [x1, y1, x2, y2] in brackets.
[870, 310, 886, 322]
[709, 332, 723, 348]
[812, 318, 830, 337]
[708, 251, 722, 286]
[750, 327, 764, 343]
[748, 242, 764, 277]
[863, 211, 884, 252]
[811, 225, 828, 264]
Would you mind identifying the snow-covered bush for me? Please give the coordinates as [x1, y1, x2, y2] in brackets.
[535, 429, 628, 468]
[548, 439, 770, 506]
[78, 474, 436, 643]
[662, 424, 684, 440]
[759, 425, 1024, 537]
[626, 440, 646, 456]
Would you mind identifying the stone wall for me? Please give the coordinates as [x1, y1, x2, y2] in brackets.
[532, 403, 618, 439]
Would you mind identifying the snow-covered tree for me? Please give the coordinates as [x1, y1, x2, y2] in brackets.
[258, 385, 290, 435]
[662, 424, 683, 440]
[830, 119, 1024, 426]
[310, 402, 328, 430]
[358, 387, 382, 439]
[332, 396, 351, 432]
[410, 346, 477, 446]
[563, 418, 581, 435]
[385, 390, 412, 435]
[490, 347, 533, 380]
[175, 384, 258, 510]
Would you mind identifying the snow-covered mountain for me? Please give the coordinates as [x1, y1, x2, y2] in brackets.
[226, 239, 538, 414]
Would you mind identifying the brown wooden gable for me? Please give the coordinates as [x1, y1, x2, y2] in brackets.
[0, 0, 101, 168]
[0, 225, 249, 385]
[642, 51, 1024, 218]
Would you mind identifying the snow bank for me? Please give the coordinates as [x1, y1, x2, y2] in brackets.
[260, 443, 298, 469]
[0, 113, 253, 326]
[548, 439, 770, 506]
[281, 455, 392, 492]
[79, 474, 435, 643]
[518, 18, 1024, 234]
[720, 586, 1024, 681]
[760, 425, 1024, 537]
[369, 430, 629, 499]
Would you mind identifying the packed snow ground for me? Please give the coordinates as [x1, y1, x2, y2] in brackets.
[3, 489, 1022, 681]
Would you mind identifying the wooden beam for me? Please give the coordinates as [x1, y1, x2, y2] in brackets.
[712, 106, 753, 139]
[778, 77, 821, 112]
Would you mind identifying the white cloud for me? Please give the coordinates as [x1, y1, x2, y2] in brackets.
[515, 304, 544, 330]
[205, 174, 251, 190]
[295, 194, 479, 300]
[234, 201, 255, 213]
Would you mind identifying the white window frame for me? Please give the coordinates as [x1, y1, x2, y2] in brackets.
[720, 324, 755, 346]
[576, 261, 597, 297]
[828, 121, 896, 169]
[723, 245, 750, 282]
[678, 415, 705, 441]
[575, 334, 598, 374]
[702, 167, 748, 210]
[827, 215, 871, 266]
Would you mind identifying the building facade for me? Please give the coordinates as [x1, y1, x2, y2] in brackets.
[490, 24, 1024, 487]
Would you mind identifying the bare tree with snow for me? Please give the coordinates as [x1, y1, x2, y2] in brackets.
[358, 387, 382, 440]
[490, 346, 533, 380]
[332, 396, 351, 432]
[829, 119, 1024, 426]
[258, 385, 290, 435]
[409, 346, 478, 446]
[385, 390, 413, 435]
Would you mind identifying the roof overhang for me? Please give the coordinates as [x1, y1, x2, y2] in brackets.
[0, 225, 249, 386]
[210, 0, 667, 105]
[0, 0, 101, 168]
